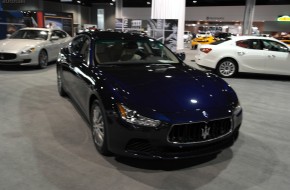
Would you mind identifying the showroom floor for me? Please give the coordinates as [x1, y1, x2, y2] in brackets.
[1, 46, 290, 190]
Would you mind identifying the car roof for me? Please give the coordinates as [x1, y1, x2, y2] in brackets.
[82, 31, 154, 41]
[226, 35, 287, 44]
[230, 35, 275, 40]
[20, 27, 52, 31]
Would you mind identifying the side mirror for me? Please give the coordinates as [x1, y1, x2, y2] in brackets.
[176, 52, 186, 61]
[51, 36, 59, 41]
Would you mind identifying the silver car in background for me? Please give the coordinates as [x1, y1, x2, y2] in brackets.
[0, 27, 71, 69]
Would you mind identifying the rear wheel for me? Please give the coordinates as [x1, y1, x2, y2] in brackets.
[90, 100, 111, 156]
[216, 58, 238, 78]
[38, 50, 48, 69]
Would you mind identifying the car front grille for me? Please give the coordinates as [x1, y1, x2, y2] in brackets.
[168, 118, 232, 144]
[0, 53, 17, 60]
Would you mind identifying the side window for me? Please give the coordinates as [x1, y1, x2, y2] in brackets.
[248, 39, 262, 50]
[51, 31, 58, 39]
[261, 40, 288, 52]
[236, 40, 249, 49]
[81, 37, 90, 66]
[57, 30, 67, 38]
[71, 36, 85, 54]
[52, 30, 67, 39]
[70, 35, 90, 65]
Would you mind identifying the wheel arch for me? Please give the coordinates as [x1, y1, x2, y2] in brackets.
[89, 94, 99, 118]
[89, 93, 112, 155]
[40, 48, 48, 58]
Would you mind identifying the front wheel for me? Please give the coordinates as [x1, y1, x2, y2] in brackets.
[56, 67, 67, 97]
[38, 50, 48, 69]
[90, 100, 111, 156]
[216, 58, 238, 78]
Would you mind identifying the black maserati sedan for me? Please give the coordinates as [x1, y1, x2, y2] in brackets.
[56, 31, 242, 159]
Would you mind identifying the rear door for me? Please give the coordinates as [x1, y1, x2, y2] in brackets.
[234, 39, 266, 73]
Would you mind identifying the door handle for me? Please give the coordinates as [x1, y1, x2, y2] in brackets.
[237, 52, 245, 55]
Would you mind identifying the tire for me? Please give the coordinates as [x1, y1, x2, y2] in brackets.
[38, 49, 48, 69]
[216, 58, 238, 78]
[56, 66, 67, 97]
[90, 100, 111, 156]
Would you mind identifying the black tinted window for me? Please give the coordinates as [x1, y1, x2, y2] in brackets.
[261, 40, 289, 52]
[52, 30, 67, 38]
[236, 40, 249, 48]
[71, 36, 85, 53]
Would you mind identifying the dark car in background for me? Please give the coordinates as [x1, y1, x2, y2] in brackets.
[56, 31, 242, 159]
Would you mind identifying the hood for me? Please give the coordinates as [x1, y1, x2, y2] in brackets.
[100, 64, 234, 113]
[0, 39, 44, 53]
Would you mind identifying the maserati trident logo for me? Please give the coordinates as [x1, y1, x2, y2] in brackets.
[201, 125, 210, 139]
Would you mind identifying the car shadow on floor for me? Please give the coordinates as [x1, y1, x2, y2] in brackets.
[113, 150, 232, 171]
[234, 73, 290, 81]
[0, 62, 56, 72]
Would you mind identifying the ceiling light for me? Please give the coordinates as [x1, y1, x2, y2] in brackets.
[193, 1, 197, 3]
[112, 0, 115, 2]
[77, 1, 81, 3]
[110, 2, 113, 5]
[147, 1, 151, 4]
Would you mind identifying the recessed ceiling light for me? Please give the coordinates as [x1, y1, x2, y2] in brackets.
[77, 1, 81, 4]
[147, 1, 151, 4]
[193, 1, 197, 3]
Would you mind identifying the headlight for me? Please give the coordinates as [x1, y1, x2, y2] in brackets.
[21, 47, 36, 54]
[117, 103, 161, 127]
[233, 101, 242, 116]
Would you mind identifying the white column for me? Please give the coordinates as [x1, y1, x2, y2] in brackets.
[151, 0, 186, 50]
[116, 0, 123, 18]
[242, 0, 256, 35]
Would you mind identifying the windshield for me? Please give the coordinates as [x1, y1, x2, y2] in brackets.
[95, 39, 180, 65]
[10, 30, 48, 40]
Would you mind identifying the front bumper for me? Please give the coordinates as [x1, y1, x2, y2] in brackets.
[106, 109, 242, 159]
[0, 52, 38, 66]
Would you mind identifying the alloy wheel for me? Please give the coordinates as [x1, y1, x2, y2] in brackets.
[218, 60, 237, 77]
[92, 105, 105, 147]
[57, 68, 66, 97]
[39, 50, 48, 68]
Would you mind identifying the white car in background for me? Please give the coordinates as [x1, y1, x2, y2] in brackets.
[183, 31, 192, 42]
[195, 36, 290, 77]
[196, 31, 212, 38]
[0, 28, 71, 69]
